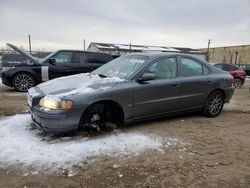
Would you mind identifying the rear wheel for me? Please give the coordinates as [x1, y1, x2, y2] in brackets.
[203, 91, 224, 117]
[13, 73, 35, 92]
[233, 78, 242, 89]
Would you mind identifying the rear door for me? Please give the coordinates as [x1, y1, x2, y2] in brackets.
[133, 57, 181, 118]
[87, 53, 113, 69]
[47, 51, 74, 79]
[71, 52, 112, 73]
[179, 56, 213, 109]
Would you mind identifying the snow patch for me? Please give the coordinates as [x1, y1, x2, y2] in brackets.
[0, 114, 163, 173]
[0, 77, 2, 85]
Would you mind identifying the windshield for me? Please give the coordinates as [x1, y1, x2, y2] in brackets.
[93, 55, 149, 79]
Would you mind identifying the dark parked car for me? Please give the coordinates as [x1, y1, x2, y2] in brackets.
[28, 53, 235, 133]
[214, 63, 246, 88]
[243, 65, 250, 76]
[1, 43, 113, 91]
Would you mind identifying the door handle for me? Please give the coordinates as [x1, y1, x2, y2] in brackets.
[205, 80, 212, 84]
[172, 83, 178, 87]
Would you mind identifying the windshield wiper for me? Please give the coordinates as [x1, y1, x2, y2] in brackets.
[98, 73, 107, 78]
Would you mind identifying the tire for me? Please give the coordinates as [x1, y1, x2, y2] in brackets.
[203, 91, 224, 117]
[13, 73, 35, 92]
[233, 78, 242, 89]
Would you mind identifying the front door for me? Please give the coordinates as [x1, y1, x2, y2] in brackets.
[133, 57, 181, 118]
[48, 51, 74, 79]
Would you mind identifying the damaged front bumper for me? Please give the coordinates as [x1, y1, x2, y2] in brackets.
[29, 105, 83, 133]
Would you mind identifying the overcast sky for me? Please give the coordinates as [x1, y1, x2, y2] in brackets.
[0, 0, 249, 51]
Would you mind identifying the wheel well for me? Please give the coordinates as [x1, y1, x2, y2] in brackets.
[79, 100, 125, 127]
[210, 89, 225, 101]
[11, 71, 36, 87]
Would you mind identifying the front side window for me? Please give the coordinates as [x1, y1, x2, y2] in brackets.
[53, 51, 73, 64]
[181, 58, 203, 77]
[145, 58, 177, 80]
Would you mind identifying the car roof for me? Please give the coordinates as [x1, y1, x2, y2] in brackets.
[126, 52, 180, 57]
[57, 49, 113, 56]
[125, 52, 208, 62]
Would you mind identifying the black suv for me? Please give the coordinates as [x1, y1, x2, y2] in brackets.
[1, 43, 113, 91]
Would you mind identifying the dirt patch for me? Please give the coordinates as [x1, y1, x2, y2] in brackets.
[0, 86, 27, 116]
[0, 82, 250, 187]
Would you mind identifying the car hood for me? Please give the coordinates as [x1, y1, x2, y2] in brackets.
[6, 43, 39, 65]
[28, 73, 124, 98]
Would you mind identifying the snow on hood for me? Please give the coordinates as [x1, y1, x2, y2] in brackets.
[0, 114, 166, 174]
[29, 73, 124, 98]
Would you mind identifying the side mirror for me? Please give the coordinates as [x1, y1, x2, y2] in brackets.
[49, 58, 56, 65]
[137, 73, 156, 82]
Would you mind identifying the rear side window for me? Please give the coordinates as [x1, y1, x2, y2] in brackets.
[53, 51, 73, 64]
[214, 64, 223, 70]
[73, 52, 88, 63]
[203, 66, 210, 75]
[88, 53, 113, 64]
[73, 52, 112, 64]
[223, 64, 238, 71]
[181, 58, 203, 77]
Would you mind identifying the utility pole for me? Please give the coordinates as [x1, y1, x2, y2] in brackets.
[235, 51, 239, 65]
[207, 39, 211, 62]
[28, 34, 32, 54]
[129, 42, 131, 53]
[83, 39, 86, 51]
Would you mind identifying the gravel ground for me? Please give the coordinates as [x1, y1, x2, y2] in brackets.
[0, 81, 249, 188]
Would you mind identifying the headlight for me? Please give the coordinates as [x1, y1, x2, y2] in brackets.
[39, 96, 73, 110]
[2, 67, 15, 72]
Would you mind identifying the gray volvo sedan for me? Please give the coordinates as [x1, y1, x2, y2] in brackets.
[28, 53, 235, 133]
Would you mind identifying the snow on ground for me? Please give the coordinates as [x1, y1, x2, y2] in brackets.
[0, 77, 2, 85]
[0, 114, 171, 174]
